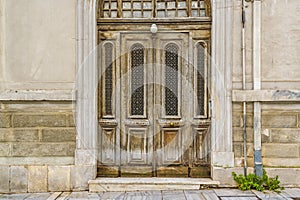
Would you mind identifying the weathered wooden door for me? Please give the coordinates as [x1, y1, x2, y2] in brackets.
[119, 33, 154, 176]
[98, 31, 210, 177]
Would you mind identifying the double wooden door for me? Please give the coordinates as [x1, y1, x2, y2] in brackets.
[98, 31, 210, 177]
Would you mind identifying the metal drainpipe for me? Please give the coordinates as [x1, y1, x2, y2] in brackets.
[242, 0, 247, 176]
[253, 0, 263, 177]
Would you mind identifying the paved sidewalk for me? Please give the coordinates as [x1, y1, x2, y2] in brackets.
[1, 188, 300, 200]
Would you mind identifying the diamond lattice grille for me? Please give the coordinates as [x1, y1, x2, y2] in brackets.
[130, 44, 145, 116]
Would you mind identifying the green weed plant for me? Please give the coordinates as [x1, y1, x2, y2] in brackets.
[232, 169, 284, 193]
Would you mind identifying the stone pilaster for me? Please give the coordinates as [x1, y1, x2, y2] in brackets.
[74, 0, 99, 189]
[210, 0, 234, 171]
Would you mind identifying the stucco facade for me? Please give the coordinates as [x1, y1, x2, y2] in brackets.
[0, 0, 300, 193]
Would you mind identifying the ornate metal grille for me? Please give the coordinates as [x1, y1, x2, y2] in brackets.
[100, 0, 210, 18]
[130, 44, 145, 116]
[104, 43, 113, 116]
[196, 43, 205, 116]
[165, 43, 179, 116]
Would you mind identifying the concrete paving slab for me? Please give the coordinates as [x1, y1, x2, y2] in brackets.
[0, 193, 31, 200]
[47, 192, 62, 200]
[100, 191, 126, 200]
[124, 191, 162, 200]
[214, 189, 256, 197]
[25, 193, 53, 200]
[56, 192, 71, 200]
[201, 190, 219, 200]
[283, 188, 300, 198]
[220, 197, 258, 200]
[87, 193, 103, 199]
[252, 190, 291, 200]
[184, 190, 206, 200]
[162, 190, 186, 200]
[1, 188, 300, 200]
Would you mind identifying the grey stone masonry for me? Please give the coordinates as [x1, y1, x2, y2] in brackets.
[262, 114, 298, 128]
[0, 129, 39, 142]
[0, 143, 10, 156]
[28, 166, 48, 193]
[0, 113, 11, 128]
[0, 166, 9, 193]
[0, 108, 76, 157]
[10, 166, 28, 193]
[12, 114, 67, 128]
[262, 144, 299, 158]
[48, 166, 71, 192]
[11, 143, 73, 157]
[41, 128, 76, 142]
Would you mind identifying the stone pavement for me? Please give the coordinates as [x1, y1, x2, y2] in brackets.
[1, 188, 300, 200]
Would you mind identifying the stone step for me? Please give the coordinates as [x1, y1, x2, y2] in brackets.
[88, 177, 220, 192]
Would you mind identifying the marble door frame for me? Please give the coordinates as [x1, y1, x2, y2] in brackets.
[75, 0, 234, 185]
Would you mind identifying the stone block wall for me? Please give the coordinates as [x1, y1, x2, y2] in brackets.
[232, 102, 300, 186]
[0, 163, 96, 193]
[233, 103, 254, 168]
[0, 101, 80, 193]
[261, 104, 300, 169]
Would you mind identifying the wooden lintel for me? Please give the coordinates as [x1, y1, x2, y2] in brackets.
[232, 90, 300, 102]
[97, 17, 212, 25]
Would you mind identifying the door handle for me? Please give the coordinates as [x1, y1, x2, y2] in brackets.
[157, 119, 184, 127]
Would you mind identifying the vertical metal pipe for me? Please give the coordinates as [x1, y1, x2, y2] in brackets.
[253, 0, 263, 177]
[242, 0, 248, 176]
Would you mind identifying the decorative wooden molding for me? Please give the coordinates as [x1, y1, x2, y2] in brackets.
[99, 119, 118, 127]
[232, 90, 300, 102]
[97, 18, 212, 24]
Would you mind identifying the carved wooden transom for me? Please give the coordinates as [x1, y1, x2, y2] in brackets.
[99, 0, 211, 18]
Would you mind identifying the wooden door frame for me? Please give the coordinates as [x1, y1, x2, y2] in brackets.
[75, 0, 234, 189]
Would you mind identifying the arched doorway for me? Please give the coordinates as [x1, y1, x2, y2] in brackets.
[97, 0, 212, 177]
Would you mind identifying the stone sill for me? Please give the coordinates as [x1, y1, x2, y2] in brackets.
[232, 90, 300, 102]
[0, 90, 75, 101]
[89, 177, 220, 192]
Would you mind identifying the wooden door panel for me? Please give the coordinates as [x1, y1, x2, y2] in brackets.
[157, 166, 188, 177]
[100, 127, 116, 164]
[120, 33, 153, 167]
[162, 129, 182, 165]
[154, 33, 190, 174]
[158, 38, 184, 119]
[98, 32, 121, 176]
[127, 128, 149, 165]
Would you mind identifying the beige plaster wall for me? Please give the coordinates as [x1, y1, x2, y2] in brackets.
[261, 0, 300, 88]
[232, 0, 300, 90]
[1, 0, 76, 90]
[231, 1, 300, 186]
[0, 0, 5, 91]
[232, 0, 254, 90]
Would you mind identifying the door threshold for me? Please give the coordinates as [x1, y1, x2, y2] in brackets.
[88, 177, 219, 192]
